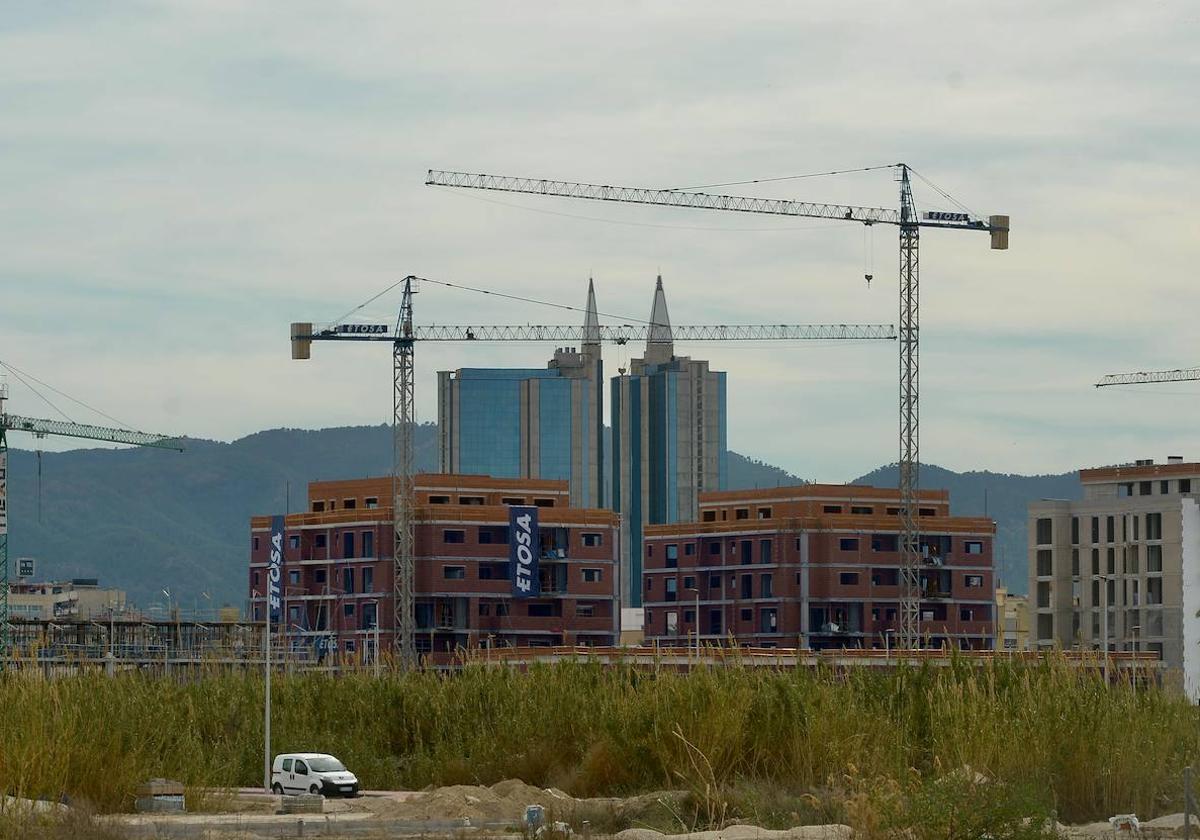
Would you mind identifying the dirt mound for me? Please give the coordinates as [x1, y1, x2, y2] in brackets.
[364, 779, 572, 822]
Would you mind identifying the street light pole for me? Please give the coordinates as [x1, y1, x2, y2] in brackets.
[263, 590, 271, 792]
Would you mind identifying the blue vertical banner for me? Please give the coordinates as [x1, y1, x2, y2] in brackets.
[509, 505, 540, 598]
[268, 515, 284, 623]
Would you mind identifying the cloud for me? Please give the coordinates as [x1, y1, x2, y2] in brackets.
[1, 0, 1197, 479]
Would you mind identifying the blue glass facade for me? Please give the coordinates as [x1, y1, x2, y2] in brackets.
[612, 358, 727, 608]
[537, 377, 573, 482]
[439, 353, 604, 508]
[454, 368, 557, 480]
[718, 371, 728, 490]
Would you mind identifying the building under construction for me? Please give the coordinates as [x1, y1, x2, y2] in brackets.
[643, 484, 997, 650]
[248, 474, 620, 662]
[6, 616, 265, 673]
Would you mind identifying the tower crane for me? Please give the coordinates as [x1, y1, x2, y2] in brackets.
[1096, 367, 1200, 387]
[290, 275, 896, 665]
[425, 165, 1010, 650]
[0, 380, 182, 666]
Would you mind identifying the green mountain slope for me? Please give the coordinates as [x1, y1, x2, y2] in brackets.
[852, 463, 1081, 591]
[5, 425, 1069, 609]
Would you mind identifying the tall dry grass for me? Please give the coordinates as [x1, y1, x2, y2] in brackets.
[0, 656, 1194, 822]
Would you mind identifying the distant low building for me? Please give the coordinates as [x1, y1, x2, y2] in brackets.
[619, 607, 644, 646]
[994, 586, 1030, 650]
[9, 578, 127, 621]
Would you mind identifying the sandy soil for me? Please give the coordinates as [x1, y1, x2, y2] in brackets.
[95, 783, 1200, 839]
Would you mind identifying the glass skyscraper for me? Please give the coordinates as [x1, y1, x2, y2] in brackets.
[611, 277, 728, 607]
[438, 281, 604, 508]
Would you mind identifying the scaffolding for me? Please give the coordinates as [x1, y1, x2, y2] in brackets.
[6, 618, 271, 674]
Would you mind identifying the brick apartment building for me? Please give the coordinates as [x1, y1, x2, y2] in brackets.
[248, 474, 620, 660]
[642, 484, 996, 650]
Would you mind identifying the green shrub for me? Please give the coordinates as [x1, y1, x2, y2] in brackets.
[0, 656, 1192, 824]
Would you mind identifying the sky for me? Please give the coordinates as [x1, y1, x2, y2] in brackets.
[1, 0, 1198, 482]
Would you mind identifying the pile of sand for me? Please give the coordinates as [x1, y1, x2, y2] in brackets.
[1061, 813, 1192, 838]
[364, 779, 574, 822]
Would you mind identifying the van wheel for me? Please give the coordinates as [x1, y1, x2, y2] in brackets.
[271, 783, 283, 795]
[309, 785, 320, 795]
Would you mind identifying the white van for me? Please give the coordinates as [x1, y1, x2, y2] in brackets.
[271, 753, 360, 797]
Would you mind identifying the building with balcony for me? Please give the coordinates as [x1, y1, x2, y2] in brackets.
[1028, 457, 1200, 678]
[248, 474, 620, 661]
[437, 281, 604, 508]
[8, 578, 127, 621]
[642, 484, 995, 650]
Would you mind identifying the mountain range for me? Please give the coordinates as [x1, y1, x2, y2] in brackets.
[4, 424, 1080, 610]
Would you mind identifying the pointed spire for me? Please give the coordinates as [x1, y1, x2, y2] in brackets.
[583, 276, 600, 347]
[645, 274, 674, 364]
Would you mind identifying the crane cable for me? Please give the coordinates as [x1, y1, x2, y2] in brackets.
[668, 163, 900, 191]
[0, 358, 142, 431]
[325, 275, 674, 333]
[435, 186, 857, 233]
[908, 167, 981, 220]
[0, 359, 75, 423]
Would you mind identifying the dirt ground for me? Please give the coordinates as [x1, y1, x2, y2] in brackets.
[33, 782, 1199, 840]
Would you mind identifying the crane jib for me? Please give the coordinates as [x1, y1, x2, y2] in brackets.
[426, 170, 1003, 234]
[305, 324, 898, 343]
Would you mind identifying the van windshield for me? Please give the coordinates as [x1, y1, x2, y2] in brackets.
[308, 757, 346, 773]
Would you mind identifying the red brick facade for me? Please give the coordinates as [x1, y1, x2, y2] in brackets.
[642, 485, 996, 650]
[249, 474, 619, 661]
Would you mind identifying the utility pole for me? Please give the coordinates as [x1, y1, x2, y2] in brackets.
[263, 615, 271, 791]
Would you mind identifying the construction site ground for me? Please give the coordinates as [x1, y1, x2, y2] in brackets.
[24, 781, 1200, 839]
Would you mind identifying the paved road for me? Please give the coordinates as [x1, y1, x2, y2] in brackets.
[113, 812, 515, 839]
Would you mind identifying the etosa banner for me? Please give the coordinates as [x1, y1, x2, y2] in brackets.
[509, 505, 540, 598]
[0, 449, 7, 536]
[268, 515, 284, 623]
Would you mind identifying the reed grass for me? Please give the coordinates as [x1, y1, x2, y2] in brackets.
[0, 655, 1194, 825]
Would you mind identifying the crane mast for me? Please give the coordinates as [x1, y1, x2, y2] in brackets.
[292, 280, 895, 665]
[392, 278, 417, 668]
[0, 381, 182, 667]
[426, 165, 1008, 650]
[897, 166, 921, 646]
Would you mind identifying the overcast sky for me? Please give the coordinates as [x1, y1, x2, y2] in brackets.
[2, 1, 1198, 482]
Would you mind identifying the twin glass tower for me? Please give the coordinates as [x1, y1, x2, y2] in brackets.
[438, 278, 727, 606]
